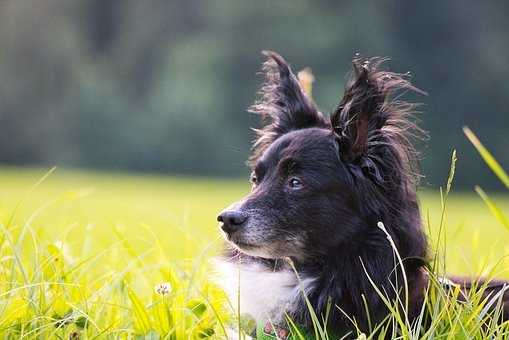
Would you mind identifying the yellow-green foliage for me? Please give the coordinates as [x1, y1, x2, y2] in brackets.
[0, 167, 508, 339]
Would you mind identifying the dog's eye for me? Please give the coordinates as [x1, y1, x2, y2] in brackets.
[250, 174, 258, 186]
[288, 177, 303, 190]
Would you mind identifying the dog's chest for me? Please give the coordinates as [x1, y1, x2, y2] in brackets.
[215, 260, 301, 324]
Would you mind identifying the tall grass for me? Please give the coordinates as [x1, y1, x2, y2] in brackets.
[0, 170, 237, 339]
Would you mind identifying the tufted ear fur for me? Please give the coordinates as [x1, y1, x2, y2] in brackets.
[330, 56, 424, 184]
[248, 51, 328, 165]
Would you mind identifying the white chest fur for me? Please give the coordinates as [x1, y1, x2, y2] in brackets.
[214, 259, 314, 325]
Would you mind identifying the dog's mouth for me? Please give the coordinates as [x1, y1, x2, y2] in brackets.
[232, 240, 258, 250]
[225, 232, 308, 261]
[232, 241, 275, 259]
[227, 235, 309, 261]
[222, 232, 275, 258]
[224, 234, 259, 250]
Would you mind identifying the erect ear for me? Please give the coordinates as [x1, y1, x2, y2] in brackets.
[248, 51, 328, 164]
[330, 56, 422, 164]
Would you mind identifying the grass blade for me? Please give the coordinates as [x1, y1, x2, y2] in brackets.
[463, 126, 509, 189]
[127, 285, 152, 334]
[475, 186, 509, 231]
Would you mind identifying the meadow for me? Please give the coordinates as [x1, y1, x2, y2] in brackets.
[0, 165, 508, 339]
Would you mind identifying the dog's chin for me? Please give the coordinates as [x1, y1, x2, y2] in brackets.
[226, 236, 305, 260]
[227, 239, 275, 259]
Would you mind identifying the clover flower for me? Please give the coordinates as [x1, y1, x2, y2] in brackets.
[154, 282, 172, 296]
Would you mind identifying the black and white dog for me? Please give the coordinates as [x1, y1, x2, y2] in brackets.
[216, 51, 508, 337]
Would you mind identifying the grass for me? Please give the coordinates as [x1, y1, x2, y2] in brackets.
[0, 165, 508, 339]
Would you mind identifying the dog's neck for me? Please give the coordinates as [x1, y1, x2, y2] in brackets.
[217, 229, 427, 333]
[294, 241, 426, 329]
[215, 255, 304, 326]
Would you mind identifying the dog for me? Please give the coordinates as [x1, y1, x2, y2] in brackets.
[216, 51, 509, 338]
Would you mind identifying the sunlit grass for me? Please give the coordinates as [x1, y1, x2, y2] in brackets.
[0, 166, 508, 339]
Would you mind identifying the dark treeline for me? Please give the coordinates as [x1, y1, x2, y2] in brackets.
[0, 1, 508, 189]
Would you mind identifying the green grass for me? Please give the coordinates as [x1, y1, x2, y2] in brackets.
[0, 166, 508, 339]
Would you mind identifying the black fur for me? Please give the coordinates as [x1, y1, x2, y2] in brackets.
[217, 51, 508, 336]
[248, 51, 330, 165]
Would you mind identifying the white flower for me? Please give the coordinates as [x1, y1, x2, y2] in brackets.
[53, 240, 74, 265]
[154, 282, 172, 295]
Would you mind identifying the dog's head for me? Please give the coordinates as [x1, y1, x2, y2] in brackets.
[218, 51, 423, 262]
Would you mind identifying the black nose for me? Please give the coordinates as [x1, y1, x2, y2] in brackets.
[217, 210, 248, 235]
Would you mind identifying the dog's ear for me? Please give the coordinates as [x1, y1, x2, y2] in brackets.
[249, 51, 328, 164]
[331, 56, 422, 164]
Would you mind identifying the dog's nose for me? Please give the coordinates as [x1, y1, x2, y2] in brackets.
[217, 210, 248, 235]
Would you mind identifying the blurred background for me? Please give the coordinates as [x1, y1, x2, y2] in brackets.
[0, 4, 508, 335]
[0, 0, 508, 189]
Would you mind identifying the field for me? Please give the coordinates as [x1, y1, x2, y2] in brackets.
[0, 167, 508, 339]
